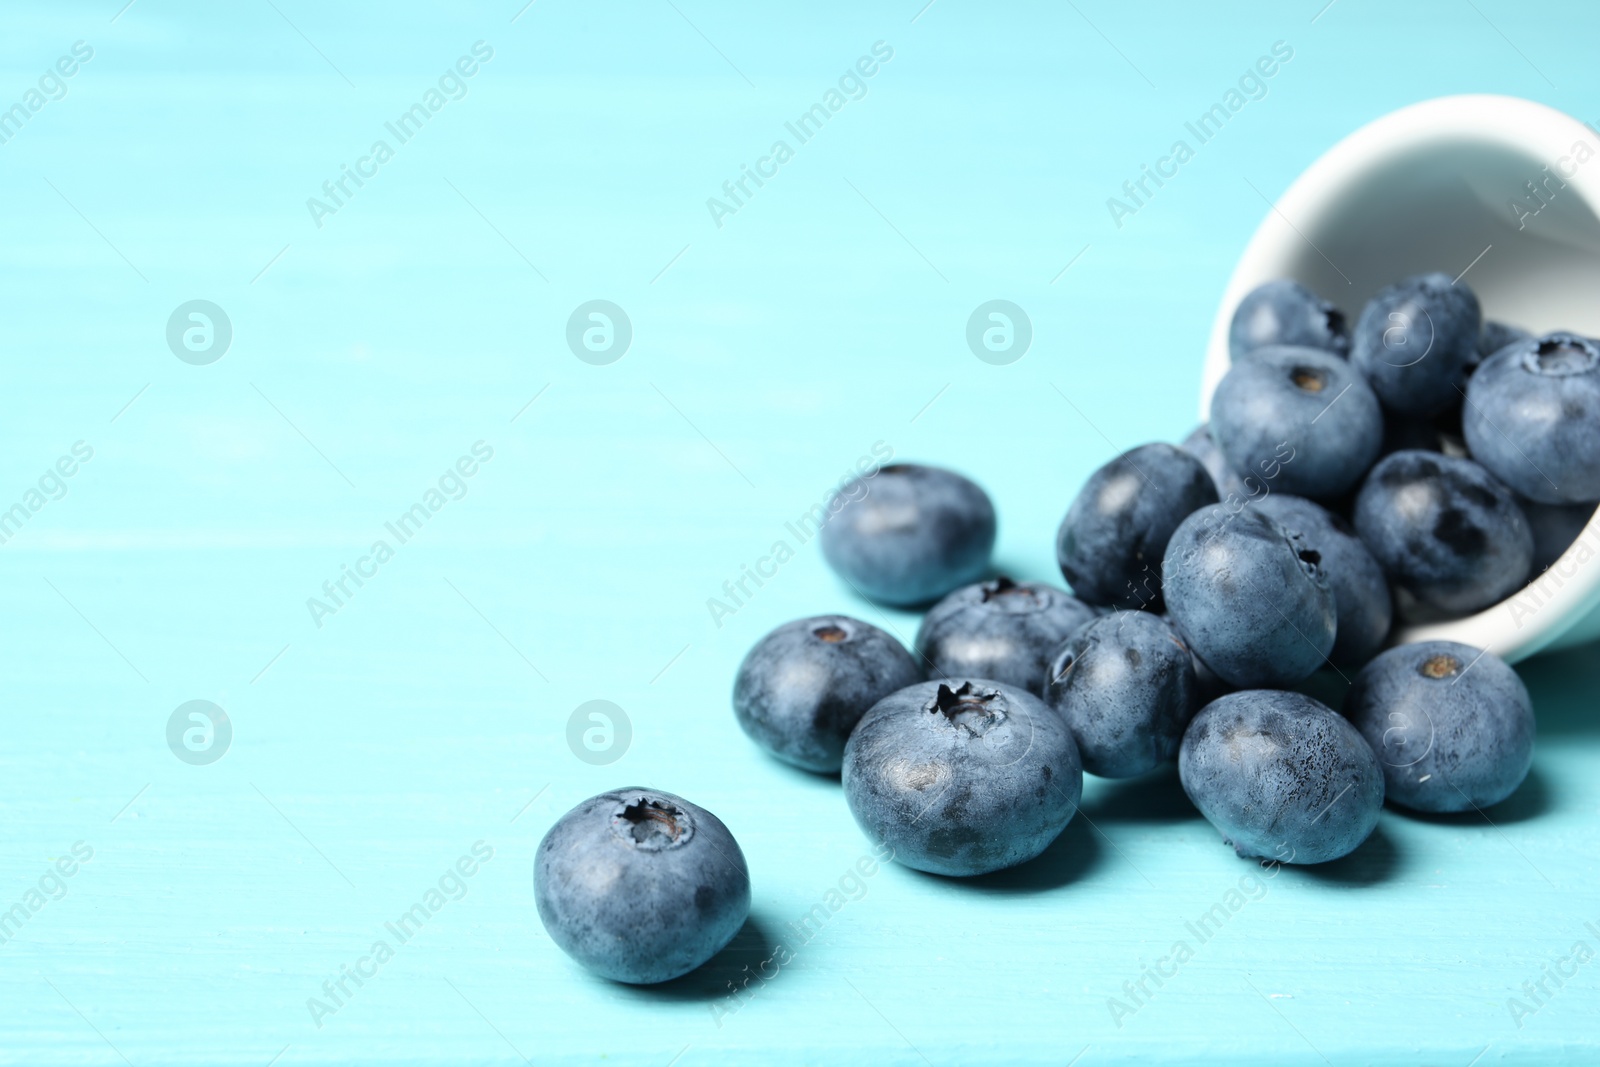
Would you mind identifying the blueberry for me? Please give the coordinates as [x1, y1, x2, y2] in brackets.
[1353, 450, 1532, 615]
[1343, 641, 1533, 813]
[822, 463, 996, 606]
[1253, 494, 1392, 666]
[842, 679, 1081, 876]
[1179, 690, 1384, 864]
[1056, 443, 1219, 611]
[1228, 279, 1350, 361]
[1042, 611, 1198, 778]
[535, 788, 750, 984]
[1210, 345, 1383, 500]
[733, 615, 923, 773]
[1162, 506, 1335, 687]
[914, 577, 1095, 692]
[1519, 497, 1596, 572]
[1351, 272, 1481, 418]
[1463, 332, 1600, 504]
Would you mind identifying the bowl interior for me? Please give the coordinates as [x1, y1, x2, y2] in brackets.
[1201, 100, 1600, 661]
[1275, 137, 1600, 338]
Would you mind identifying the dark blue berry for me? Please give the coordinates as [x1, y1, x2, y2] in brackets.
[1180, 690, 1384, 864]
[1162, 506, 1335, 687]
[1056, 443, 1219, 611]
[1353, 451, 1532, 615]
[1210, 345, 1383, 499]
[1351, 272, 1480, 418]
[733, 615, 923, 773]
[822, 463, 995, 606]
[1228, 279, 1350, 361]
[1043, 611, 1198, 778]
[536, 789, 750, 984]
[1463, 332, 1600, 504]
[1343, 641, 1533, 813]
[842, 679, 1081, 876]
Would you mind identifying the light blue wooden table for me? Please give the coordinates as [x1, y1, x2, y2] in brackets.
[1, 1, 1597, 1063]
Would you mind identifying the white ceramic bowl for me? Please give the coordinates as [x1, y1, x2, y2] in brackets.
[1201, 94, 1600, 663]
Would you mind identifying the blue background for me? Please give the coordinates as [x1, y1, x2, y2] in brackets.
[2, 1, 1598, 1063]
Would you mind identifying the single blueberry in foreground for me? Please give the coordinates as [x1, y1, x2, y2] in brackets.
[1343, 641, 1533, 813]
[1042, 611, 1198, 778]
[1254, 493, 1392, 666]
[1463, 332, 1600, 504]
[1351, 272, 1481, 418]
[821, 463, 996, 606]
[1353, 450, 1532, 616]
[1056, 442, 1219, 611]
[914, 577, 1096, 692]
[1228, 279, 1350, 361]
[1210, 345, 1383, 500]
[1162, 507, 1335, 687]
[733, 614, 923, 773]
[842, 679, 1081, 876]
[535, 788, 750, 984]
[1179, 690, 1384, 864]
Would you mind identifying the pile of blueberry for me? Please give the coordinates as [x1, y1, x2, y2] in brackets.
[535, 272, 1593, 984]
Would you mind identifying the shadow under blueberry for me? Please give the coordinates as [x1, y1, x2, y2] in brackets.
[608, 914, 782, 1004]
[1289, 821, 1401, 887]
[1387, 763, 1552, 826]
[958, 814, 1104, 893]
[1077, 765, 1201, 825]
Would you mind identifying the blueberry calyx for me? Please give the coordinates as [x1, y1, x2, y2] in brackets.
[1525, 336, 1599, 377]
[1290, 365, 1328, 393]
[977, 576, 1051, 613]
[812, 623, 849, 643]
[927, 681, 1006, 735]
[610, 797, 695, 850]
[1284, 530, 1326, 583]
[1419, 653, 1462, 680]
[980, 575, 1020, 601]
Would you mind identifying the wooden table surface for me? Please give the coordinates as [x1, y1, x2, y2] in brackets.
[2, 1, 1598, 1062]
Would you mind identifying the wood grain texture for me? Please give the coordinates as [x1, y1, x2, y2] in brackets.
[2, 2, 1600, 1062]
